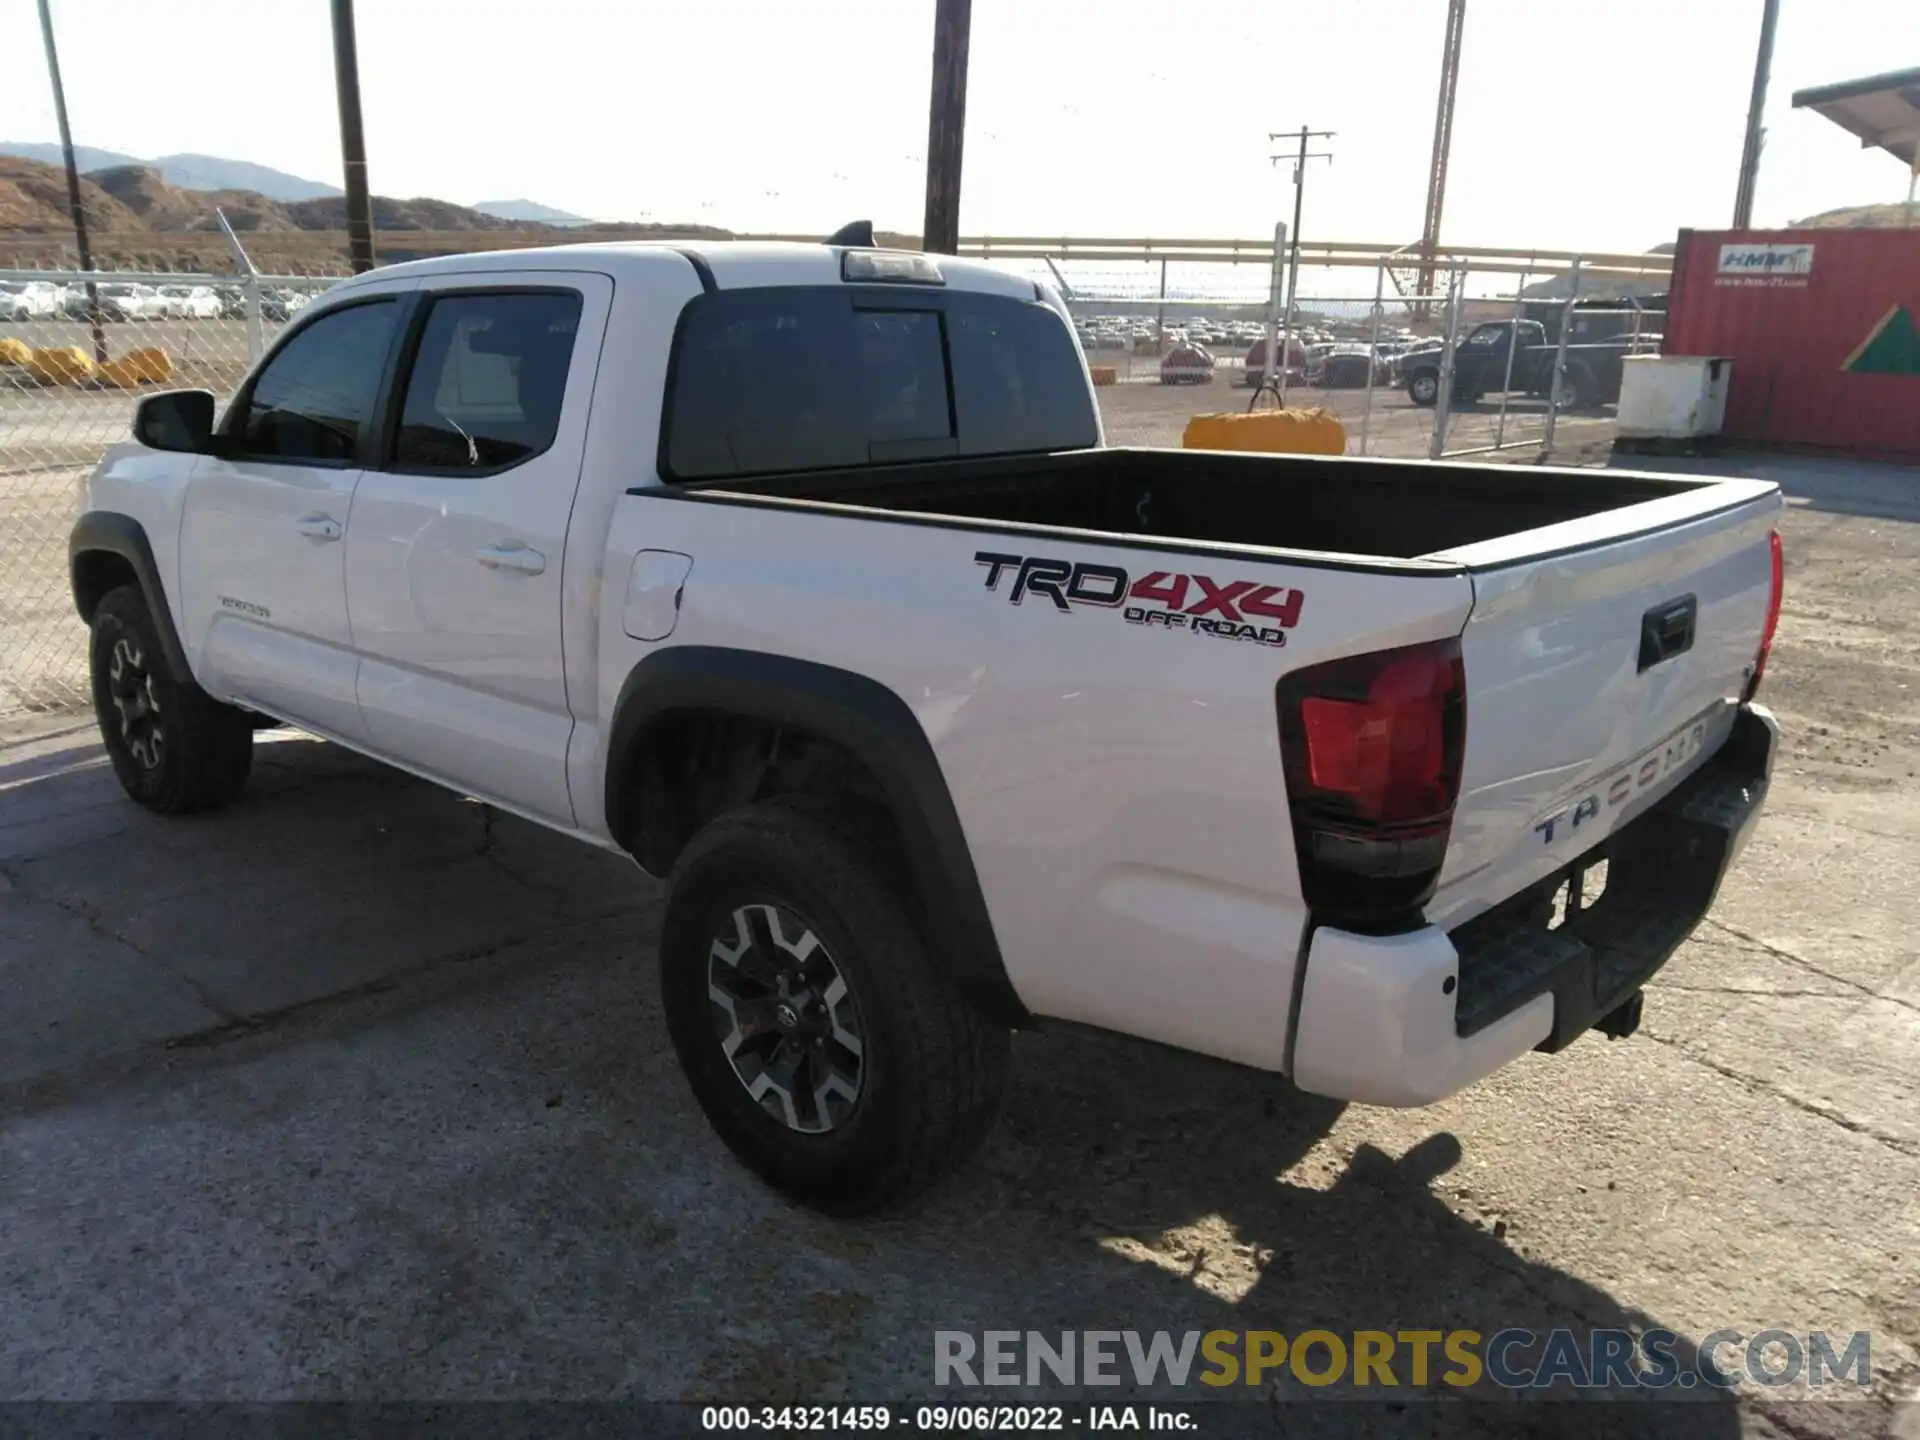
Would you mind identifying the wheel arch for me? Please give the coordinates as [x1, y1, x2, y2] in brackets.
[605, 646, 1031, 1028]
[69, 511, 196, 686]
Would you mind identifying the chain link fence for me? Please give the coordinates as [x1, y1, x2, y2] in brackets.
[0, 263, 346, 715]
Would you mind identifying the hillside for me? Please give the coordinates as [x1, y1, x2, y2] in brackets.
[0, 156, 541, 235]
[0, 143, 339, 201]
[1789, 201, 1919, 228]
[475, 199, 591, 225]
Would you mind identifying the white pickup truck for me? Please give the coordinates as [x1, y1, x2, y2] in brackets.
[70, 236, 1784, 1213]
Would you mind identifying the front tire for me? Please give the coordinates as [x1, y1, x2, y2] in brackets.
[89, 584, 253, 814]
[660, 798, 1009, 1215]
[1407, 371, 1440, 407]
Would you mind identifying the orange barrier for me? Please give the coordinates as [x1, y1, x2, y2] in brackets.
[25, 346, 94, 386]
[1088, 365, 1117, 387]
[1182, 407, 1347, 456]
[98, 347, 176, 388]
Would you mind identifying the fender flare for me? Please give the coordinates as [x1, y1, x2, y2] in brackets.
[605, 645, 1031, 1028]
[69, 510, 195, 685]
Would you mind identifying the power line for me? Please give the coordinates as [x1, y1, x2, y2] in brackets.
[1264, 127, 1335, 407]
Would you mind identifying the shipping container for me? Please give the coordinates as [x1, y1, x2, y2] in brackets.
[1663, 227, 1920, 458]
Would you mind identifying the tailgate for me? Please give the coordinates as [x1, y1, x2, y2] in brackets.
[1426, 476, 1781, 930]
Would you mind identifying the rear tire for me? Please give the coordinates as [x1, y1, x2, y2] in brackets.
[659, 797, 1010, 1215]
[89, 584, 253, 814]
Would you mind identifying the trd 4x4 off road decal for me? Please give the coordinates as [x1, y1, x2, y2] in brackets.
[974, 551, 1303, 649]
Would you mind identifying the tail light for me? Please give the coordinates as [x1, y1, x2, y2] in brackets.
[1742, 530, 1784, 703]
[1277, 636, 1467, 932]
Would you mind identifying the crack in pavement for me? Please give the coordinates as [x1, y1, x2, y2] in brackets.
[30, 887, 244, 1027]
[1657, 982, 1863, 1001]
[1704, 919, 1920, 1016]
[0, 906, 627, 1121]
[1640, 1028, 1920, 1161]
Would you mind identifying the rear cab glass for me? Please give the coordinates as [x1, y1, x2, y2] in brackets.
[661, 284, 1097, 481]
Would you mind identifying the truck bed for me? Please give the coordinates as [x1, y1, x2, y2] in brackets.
[701, 447, 1701, 562]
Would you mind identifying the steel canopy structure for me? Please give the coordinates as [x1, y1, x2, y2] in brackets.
[1792, 66, 1920, 220]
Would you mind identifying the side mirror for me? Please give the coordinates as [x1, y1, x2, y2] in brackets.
[133, 389, 216, 453]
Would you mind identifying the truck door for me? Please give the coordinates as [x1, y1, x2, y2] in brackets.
[177, 289, 411, 740]
[344, 272, 612, 824]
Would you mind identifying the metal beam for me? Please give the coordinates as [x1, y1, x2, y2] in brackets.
[1732, 0, 1781, 229]
[921, 0, 972, 254]
[330, 0, 377, 272]
[1417, 0, 1467, 303]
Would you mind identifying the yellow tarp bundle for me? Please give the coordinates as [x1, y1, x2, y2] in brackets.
[0, 337, 32, 367]
[98, 347, 175, 388]
[25, 346, 95, 386]
[1182, 407, 1347, 456]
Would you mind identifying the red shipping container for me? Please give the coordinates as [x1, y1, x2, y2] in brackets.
[1663, 227, 1920, 458]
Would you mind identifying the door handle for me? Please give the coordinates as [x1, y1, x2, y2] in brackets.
[294, 513, 342, 542]
[475, 542, 547, 576]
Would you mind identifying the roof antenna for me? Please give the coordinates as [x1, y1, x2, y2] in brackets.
[826, 220, 875, 248]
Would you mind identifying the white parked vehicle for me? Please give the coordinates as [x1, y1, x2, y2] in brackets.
[70, 236, 1784, 1214]
[0, 280, 65, 320]
[158, 285, 223, 320]
[91, 283, 164, 322]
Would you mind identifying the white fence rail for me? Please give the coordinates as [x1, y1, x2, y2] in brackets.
[0, 267, 344, 715]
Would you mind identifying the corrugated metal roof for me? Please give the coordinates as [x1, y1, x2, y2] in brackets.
[1791, 67, 1920, 169]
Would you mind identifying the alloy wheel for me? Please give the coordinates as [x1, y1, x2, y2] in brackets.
[107, 637, 165, 770]
[707, 902, 866, 1134]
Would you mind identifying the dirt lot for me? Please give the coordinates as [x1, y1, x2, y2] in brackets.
[0, 444, 1914, 1426]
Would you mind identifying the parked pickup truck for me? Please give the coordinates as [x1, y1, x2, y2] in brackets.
[1402, 318, 1658, 411]
[70, 237, 1784, 1214]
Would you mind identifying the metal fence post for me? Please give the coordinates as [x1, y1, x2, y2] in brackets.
[1262, 221, 1286, 390]
[1492, 262, 1529, 452]
[1429, 262, 1465, 460]
[1155, 256, 1167, 353]
[1358, 257, 1385, 455]
[1543, 257, 1582, 457]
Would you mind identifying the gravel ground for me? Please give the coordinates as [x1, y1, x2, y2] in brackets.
[0, 430, 1913, 1433]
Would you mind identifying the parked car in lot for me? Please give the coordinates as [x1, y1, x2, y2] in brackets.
[0, 280, 66, 320]
[70, 238, 1784, 1214]
[1159, 341, 1215, 384]
[1238, 335, 1308, 387]
[1401, 319, 1649, 411]
[79, 284, 166, 322]
[158, 285, 223, 320]
[1306, 344, 1388, 390]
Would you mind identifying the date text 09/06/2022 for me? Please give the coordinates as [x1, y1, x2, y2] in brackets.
[702, 1405, 1189, 1432]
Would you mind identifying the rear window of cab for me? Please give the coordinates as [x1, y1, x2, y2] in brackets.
[661, 285, 1098, 481]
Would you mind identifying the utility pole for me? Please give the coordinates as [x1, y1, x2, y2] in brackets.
[1267, 127, 1335, 406]
[1416, 0, 1466, 315]
[330, 0, 376, 272]
[1732, 0, 1781, 229]
[35, 0, 104, 364]
[922, 0, 972, 253]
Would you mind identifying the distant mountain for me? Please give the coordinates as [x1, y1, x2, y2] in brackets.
[474, 198, 591, 226]
[1790, 201, 1919, 229]
[0, 143, 338, 201]
[0, 155, 540, 236]
[0, 141, 140, 172]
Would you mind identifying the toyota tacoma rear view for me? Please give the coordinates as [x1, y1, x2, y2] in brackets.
[69, 236, 1783, 1213]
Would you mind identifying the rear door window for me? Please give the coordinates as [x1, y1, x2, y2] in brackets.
[663, 285, 1095, 481]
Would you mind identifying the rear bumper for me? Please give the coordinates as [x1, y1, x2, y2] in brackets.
[1291, 704, 1777, 1108]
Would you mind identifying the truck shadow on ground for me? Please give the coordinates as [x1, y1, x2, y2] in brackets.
[0, 734, 1758, 1433]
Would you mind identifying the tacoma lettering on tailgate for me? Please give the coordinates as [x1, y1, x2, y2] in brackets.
[975, 551, 1304, 650]
[1532, 716, 1713, 846]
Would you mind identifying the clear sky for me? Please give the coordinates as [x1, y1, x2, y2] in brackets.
[3, 0, 1915, 254]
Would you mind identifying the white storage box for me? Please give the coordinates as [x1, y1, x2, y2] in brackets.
[1617, 355, 1732, 440]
